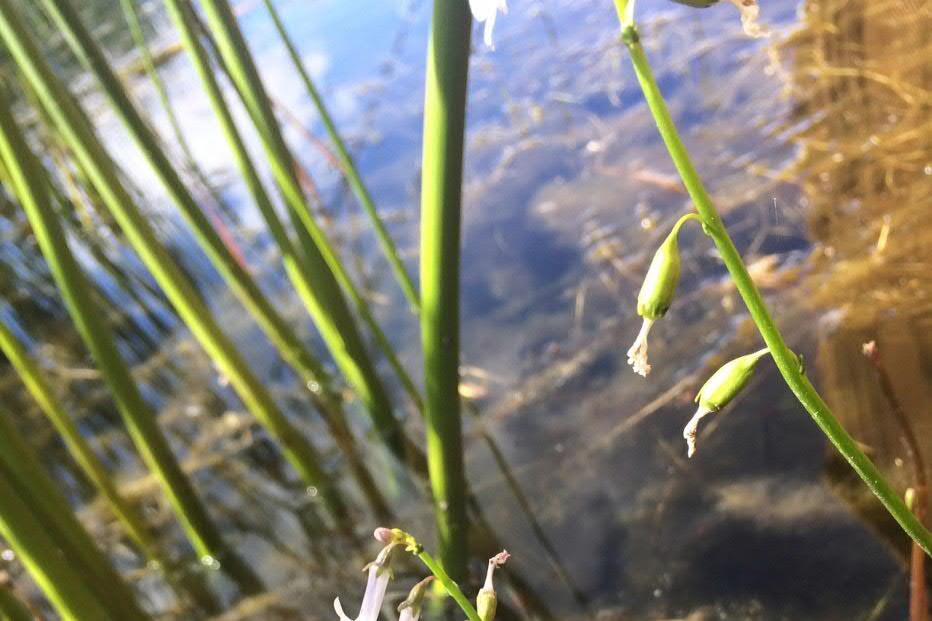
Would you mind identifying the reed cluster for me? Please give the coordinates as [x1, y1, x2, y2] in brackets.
[0, 0, 926, 618]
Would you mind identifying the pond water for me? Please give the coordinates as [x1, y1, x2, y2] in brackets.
[1, 0, 930, 619]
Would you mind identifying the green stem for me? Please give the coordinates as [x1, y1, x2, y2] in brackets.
[416, 549, 483, 621]
[260, 0, 420, 311]
[0, 471, 113, 621]
[419, 0, 472, 580]
[0, 408, 147, 619]
[117, 0, 231, 222]
[0, 318, 161, 561]
[161, 0, 391, 520]
[25, 0, 349, 535]
[0, 17, 263, 592]
[613, 0, 932, 557]
[196, 0, 426, 467]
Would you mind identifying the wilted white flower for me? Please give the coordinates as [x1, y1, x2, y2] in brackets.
[469, 0, 508, 49]
[477, 550, 510, 621]
[626, 318, 655, 377]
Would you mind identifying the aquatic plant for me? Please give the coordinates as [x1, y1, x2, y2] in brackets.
[418, 0, 473, 582]
[613, 0, 932, 556]
[334, 528, 508, 621]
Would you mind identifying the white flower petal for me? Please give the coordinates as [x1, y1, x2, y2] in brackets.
[333, 597, 354, 621]
[358, 567, 390, 621]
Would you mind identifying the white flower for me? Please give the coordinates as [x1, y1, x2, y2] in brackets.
[469, 0, 508, 49]
[334, 538, 397, 621]
[626, 318, 654, 377]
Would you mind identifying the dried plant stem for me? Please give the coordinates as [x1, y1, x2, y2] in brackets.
[611, 0, 932, 557]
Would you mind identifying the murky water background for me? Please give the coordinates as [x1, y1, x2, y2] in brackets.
[1, 0, 930, 618]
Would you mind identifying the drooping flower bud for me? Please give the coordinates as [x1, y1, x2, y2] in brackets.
[477, 551, 510, 621]
[684, 348, 769, 458]
[398, 577, 434, 621]
[627, 213, 700, 377]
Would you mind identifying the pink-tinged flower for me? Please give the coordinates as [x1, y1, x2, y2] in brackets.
[334, 534, 398, 621]
[469, 0, 508, 49]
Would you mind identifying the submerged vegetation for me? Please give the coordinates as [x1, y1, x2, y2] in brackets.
[0, 0, 927, 618]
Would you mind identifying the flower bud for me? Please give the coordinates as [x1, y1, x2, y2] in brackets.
[398, 576, 433, 621]
[684, 348, 769, 457]
[627, 213, 699, 377]
[477, 551, 510, 621]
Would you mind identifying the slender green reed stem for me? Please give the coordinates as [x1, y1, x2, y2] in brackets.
[0, 408, 148, 619]
[13, 0, 349, 537]
[419, 0, 472, 581]
[612, 0, 932, 557]
[0, 64, 260, 594]
[196, 0, 426, 467]
[416, 549, 482, 621]
[0, 318, 161, 560]
[259, 0, 420, 311]
[0, 582, 32, 621]
[0, 471, 114, 621]
[161, 0, 392, 519]
[116, 0, 231, 221]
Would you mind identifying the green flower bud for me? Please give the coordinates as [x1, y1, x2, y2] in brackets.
[628, 213, 700, 377]
[477, 588, 497, 621]
[636, 226, 682, 321]
[684, 348, 769, 457]
[398, 576, 433, 621]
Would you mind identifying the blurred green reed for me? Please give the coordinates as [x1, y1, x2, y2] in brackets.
[0, 0, 488, 612]
[196, 0, 427, 469]
[0, 65, 263, 594]
[259, 0, 421, 312]
[40, 0, 391, 520]
[0, 389, 146, 620]
[0, 582, 32, 621]
[418, 0, 472, 581]
[0, 317, 161, 562]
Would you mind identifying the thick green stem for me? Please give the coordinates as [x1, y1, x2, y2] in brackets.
[613, 0, 932, 557]
[260, 0, 420, 311]
[419, 0, 472, 581]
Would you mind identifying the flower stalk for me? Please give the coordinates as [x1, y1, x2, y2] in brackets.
[612, 0, 932, 556]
